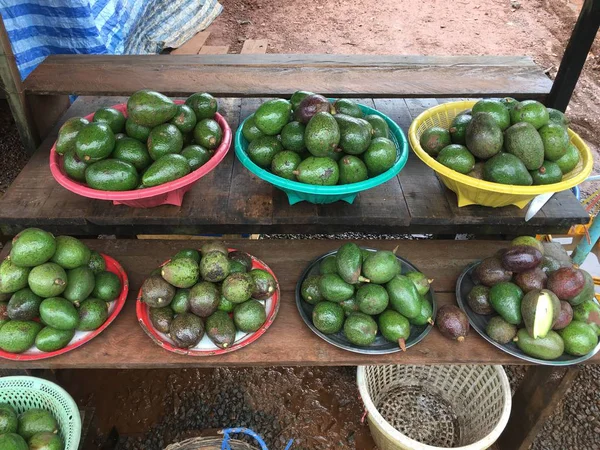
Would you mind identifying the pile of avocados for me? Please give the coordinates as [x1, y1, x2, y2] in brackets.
[300, 243, 433, 349]
[420, 98, 580, 186]
[0, 228, 122, 354]
[242, 91, 397, 185]
[466, 236, 599, 360]
[0, 403, 63, 450]
[140, 242, 276, 350]
[56, 91, 223, 191]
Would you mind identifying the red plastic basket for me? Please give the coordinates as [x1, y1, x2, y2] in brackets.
[0, 253, 129, 361]
[49, 101, 232, 208]
[136, 249, 280, 356]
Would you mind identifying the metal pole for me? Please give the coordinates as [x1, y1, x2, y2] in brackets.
[546, 0, 600, 111]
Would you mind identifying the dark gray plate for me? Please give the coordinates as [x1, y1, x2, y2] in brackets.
[456, 262, 600, 366]
[295, 248, 436, 355]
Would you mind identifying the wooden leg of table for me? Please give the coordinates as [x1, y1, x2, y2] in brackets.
[497, 365, 580, 450]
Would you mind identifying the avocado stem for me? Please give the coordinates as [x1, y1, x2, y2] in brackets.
[393, 245, 399, 255]
[292, 170, 300, 175]
[428, 279, 434, 284]
[398, 338, 406, 352]
[358, 276, 370, 283]
[427, 318, 434, 326]
[457, 336, 465, 343]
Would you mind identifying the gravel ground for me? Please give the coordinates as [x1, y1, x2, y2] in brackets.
[0, 100, 28, 194]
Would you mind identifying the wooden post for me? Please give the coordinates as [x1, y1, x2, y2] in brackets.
[497, 365, 580, 450]
[0, 15, 39, 152]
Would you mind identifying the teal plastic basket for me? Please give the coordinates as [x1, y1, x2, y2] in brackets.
[0, 376, 81, 450]
[235, 103, 409, 204]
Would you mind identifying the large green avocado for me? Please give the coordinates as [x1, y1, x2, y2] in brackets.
[465, 112, 503, 160]
[127, 90, 177, 127]
[142, 154, 191, 187]
[85, 159, 139, 191]
[10, 228, 56, 268]
[75, 122, 115, 163]
[305, 112, 340, 157]
[254, 99, 292, 136]
[294, 156, 339, 186]
[504, 122, 544, 170]
[56, 117, 89, 155]
[334, 114, 371, 155]
[147, 123, 183, 160]
[483, 153, 533, 186]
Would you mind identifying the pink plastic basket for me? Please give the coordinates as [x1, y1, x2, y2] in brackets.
[49, 101, 232, 208]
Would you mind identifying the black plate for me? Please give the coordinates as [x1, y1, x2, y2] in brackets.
[295, 248, 436, 355]
[456, 262, 600, 366]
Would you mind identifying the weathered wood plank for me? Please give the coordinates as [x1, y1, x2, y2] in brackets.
[23, 55, 553, 98]
[0, 239, 596, 369]
[241, 39, 268, 54]
[198, 46, 230, 55]
[171, 32, 211, 55]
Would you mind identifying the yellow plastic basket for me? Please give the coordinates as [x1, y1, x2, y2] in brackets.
[408, 101, 594, 208]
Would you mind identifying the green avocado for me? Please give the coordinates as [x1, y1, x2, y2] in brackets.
[419, 126, 451, 157]
[7, 288, 42, 320]
[449, 113, 472, 145]
[510, 100, 549, 129]
[185, 92, 218, 120]
[169, 312, 204, 348]
[56, 117, 89, 155]
[504, 121, 545, 170]
[271, 150, 301, 180]
[336, 242, 364, 284]
[530, 161, 562, 185]
[85, 159, 139, 191]
[0, 320, 42, 353]
[538, 122, 569, 161]
[169, 104, 197, 134]
[35, 326, 75, 352]
[161, 257, 199, 289]
[500, 97, 519, 112]
[200, 251, 230, 283]
[28, 263, 67, 298]
[112, 137, 152, 172]
[294, 156, 339, 185]
[75, 122, 115, 163]
[39, 297, 79, 330]
[142, 154, 191, 187]
[254, 99, 292, 136]
[356, 284, 389, 315]
[379, 309, 410, 348]
[436, 144, 475, 174]
[555, 143, 580, 174]
[181, 145, 212, 171]
[290, 90, 314, 110]
[547, 108, 569, 126]
[91, 271, 121, 302]
[363, 137, 396, 176]
[312, 301, 344, 334]
[483, 153, 533, 186]
[334, 114, 371, 155]
[333, 98, 363, 118]
[515, 328, 563, 360]
[206, 310, 236, 349]
[301, 275, 323, 305]
[319, 273, 355, 302]
[364, 114, 389, 139]
[0, 259, 31, 294]
[125, 119, 151, 142]
[343, 312, 377, 346]
[27, 431, 63, 450]
[10, 228, 56, 268]
[247, 135, 283, 168]
[241, 114, 265, 143]
[280, 121, 306, 153]
[0, 403, 18, 434]
[338, 155, 368, 184]
[78, 297, 109, 331]
[233, 299, 266, 332]
[147, 123, 183, 160]
[409, 298, 434, 326]
[87, 251, 106, 274]
[465, 112, 503, 160]
[18, 409, 58, 441]
[0, 433, 28, 450]
[386, 274, 421, 319]
[127, 90, 177, 127]
[51, 235, 91, 269]
[319, 256, 337, 275]
[63, 149, 88, 182]
[171, 289, 190, 314]
[362, 250, 400, 284]
[305, 112, 341, 157]
[222, 273, 253, 304]
[93, 107, 126, 133]
[489, 281, 524, 325]
[472, 99, 510, 131]
[193, 118, 223, 150]
[63, 266, 95, 306]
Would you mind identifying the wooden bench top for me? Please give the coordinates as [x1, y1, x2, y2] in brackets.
[0, 238, 596, 369]
[0, 96, 588, 237]
[23, 54, 553, 99]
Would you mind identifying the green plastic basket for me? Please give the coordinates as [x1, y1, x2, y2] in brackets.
[0, 376, 81, 450]
[235, 103, 409, 204]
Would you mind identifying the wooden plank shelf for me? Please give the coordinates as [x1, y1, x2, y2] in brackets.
[0, 238, 597, 369]
[23, 54, 553, 99]
[0, 96, 588, 237]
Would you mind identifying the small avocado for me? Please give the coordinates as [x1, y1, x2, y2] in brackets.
[127, 90, 177, 127]
[510, 100, 549, 129]
[379, 309, 410, 349]
[474, 257, 513, 287]
[333, 98, 363, 118]
[189, 281, 220, 317]
[405, 272, 431, 296]
[343, 312, 378, 346]
[78, 297, 109, 331]
[91, 271, 121, 302]
[319, 256, 337, 275]
[142, 153, 191, 187]
[336, 243, 365, 284]
[86, 159, 139, 191]
[0, 320, 42, 353]
[10, 228, 56, 268]
[93, 107, 126, 133]
[305, 112, 341, 157]
[521, 289, 559, 339]
[63, 266, 95, 306]
[547, 108, 569, 126]
[125, 118, 151, 142]
[500, 97, 519, 112]
[149, 306, 174, 334]
[501, 245, 543, 272]
[489, 282, 524, 325]
[200, 251, 230, 283]
[465, 112, 503, 160]
[161, 257, 199, 289]
[50, 236, 90, 269]
[112, 137, 152, 172]
[39, 297, 79, 330]
[280, 121, 306, 153]
[435, 304, 469, 341]
[249, 269, 277, 300]
[0, 259, 31, 294]
[0, 433, 27, 450]
[141, 274, 176, 307]
[241, 114, 265, 143]
[35, 326, 75, 352]
[483, 153, 533, 186]
[56, 117, 90, 155]
[171, 289, 191, 314]
[555, 143, 580, 174]
[409, 297, 434, 326]
[18, 408, 58, 441]
[146, 123, 183, 160]
[254, 99, 292, 135]
[234, 299, 267, 332]
[271, 150, 302, 180]
[169, 312, 204, 348]
[206, 310, 236, 349]
[294, 156, 339, 185]
[169, 104, 197, 134]
[28, 263, 67, 298]
[364, 114, 389, 139]
[63, 149, 88, 182]
[174, 249, 201, 263]
[222, 273, 253, 304]
[362, 250, 400, 284]
[566, 270, 594, 306]
[511, 236, 545, 254]
[449, 113, 472, 145]
[334, 114, 371, 155]
[338, 155, 368, 184]
[386, 274, 421, 319]
[75, 122, 115, 163]
[538, 122, 569, 161]
[312, 301, 344, 334]
[466, 285, 493, 315]
[185, 92, 218, 120]
[201, 242, 229, 255]
[513, 267, 548, 293]
[486, 316, 517, 344]
[0, 403, 17, 434]
[294, 94, 332, 124]
[193, 118, 223, 150]
[572, 300, 600, 335]
[7, 288, 41, 321]
[436, 144, 475, 174]
[472, 99, 510, 131]
[301, 275, 323, 305]
[363, 137, 396, 176]
[27, 431, 63, 450]
[356, 284, 389, 315]
[181, 145, 212, 171]
[318, 274, 355, 303]
[247, 135, 283, 168]
[547, 267, 585, 301]
[420, 126, 451, 157]
[553, 300, 574, 330]
[530, 160, 563, 185]
[290, 90, 314, 110]
[228, 251, 252, 272]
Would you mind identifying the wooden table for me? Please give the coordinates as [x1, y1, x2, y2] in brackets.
[0, 96, 588, 237]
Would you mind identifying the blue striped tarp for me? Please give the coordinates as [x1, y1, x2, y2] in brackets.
[0, 0, 222, 80]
